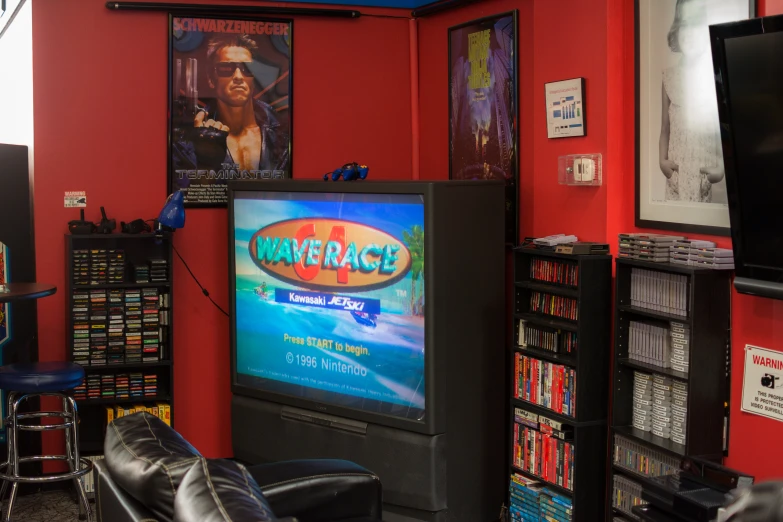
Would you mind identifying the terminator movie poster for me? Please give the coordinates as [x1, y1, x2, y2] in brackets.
[448, 12, 518, 244]
[169, 16, 293, 207]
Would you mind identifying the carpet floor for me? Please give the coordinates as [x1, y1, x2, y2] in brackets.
[0, 490, 84, 522]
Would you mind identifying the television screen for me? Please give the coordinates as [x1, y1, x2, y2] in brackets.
[721, 31, 783, 272]
[232, 190, 426, 420]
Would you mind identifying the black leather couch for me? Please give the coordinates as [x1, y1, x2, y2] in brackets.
[94, 412, 383, 522]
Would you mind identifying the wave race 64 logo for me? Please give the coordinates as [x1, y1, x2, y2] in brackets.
[248, 218, 412, 292]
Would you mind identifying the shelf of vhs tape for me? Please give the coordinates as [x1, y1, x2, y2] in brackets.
[510, 247, 612, 521]
[65, 233, 175, 455]
[607, 258, 731, 521]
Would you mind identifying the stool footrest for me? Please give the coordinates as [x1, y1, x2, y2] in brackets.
[0, 457, 92, 483]
[16, 421, 74, 431]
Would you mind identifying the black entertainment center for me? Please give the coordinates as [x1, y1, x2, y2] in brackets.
[227, 180, 506, 522]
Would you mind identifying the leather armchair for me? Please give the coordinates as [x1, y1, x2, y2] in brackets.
[94, 413, 382, 522]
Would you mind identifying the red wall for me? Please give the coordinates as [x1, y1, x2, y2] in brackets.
[418, 0, 783, 480]
[31, 0, 413, 458]
[29, 0, 783, 480]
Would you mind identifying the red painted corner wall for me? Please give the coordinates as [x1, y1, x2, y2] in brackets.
[31, 0, 413, 458]
[618, 0, 783, 479]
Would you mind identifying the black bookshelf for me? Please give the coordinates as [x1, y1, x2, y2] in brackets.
[509, 247, 612, 522]
[65, 233, 175, 455]
[607, 258, 731, 520]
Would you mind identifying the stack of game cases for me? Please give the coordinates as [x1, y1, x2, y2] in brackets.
[669, 239, 715, 265]
[508, 473, 543, 521]
[125, 290, 142, 363]
[670, 240, 735, 269]
[90, 249, 108, 284]
[691, 247, 734, 270]
[86, 374, 101, 400]
[670, 321, 689, 374]
[618, 234, 684, 262]
[101, 374, 115, 399]
[90, 289, 107, 365]
[613, 434, 681, 478]
[72, 380, 87, 400]
[651, 374, 674, 440]
[116, 373, 129, 400]
[670, 381, 688, 447]
[142, 289, 160, 362]
[144, 373, 158, 398]
[539, 489, 573, 522]
[108, 249, 125, 283]
[129, 372, 144, 399]
[72, 290, 90, 366]
[629, 320, 672, 369]
[149, 258, 168, 283]
[72, 249, 90, 285]
[134, 263, 150, 283]
[632, 371, 653, 432]
[612, 474, 643, 517]
[107, 289, 125, 365]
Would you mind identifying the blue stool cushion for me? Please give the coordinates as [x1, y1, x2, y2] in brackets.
[0, 362, 85, 393]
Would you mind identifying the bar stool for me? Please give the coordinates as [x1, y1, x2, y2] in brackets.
[0, 362, 92, 521]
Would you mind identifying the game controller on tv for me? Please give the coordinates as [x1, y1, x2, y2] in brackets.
[323, 162, 369, 182]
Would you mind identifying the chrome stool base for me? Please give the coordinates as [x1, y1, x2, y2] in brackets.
[0, 392, 92, 521]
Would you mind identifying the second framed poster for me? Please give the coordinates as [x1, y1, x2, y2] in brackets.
[169, 15, 293, 207]
[448, 11, 518, 245]
[636, 0, 754, 234]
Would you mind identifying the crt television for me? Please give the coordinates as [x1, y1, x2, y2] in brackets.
[227, 180, 506, 521]
[711, 14, 783, 299]
[228, 181, 435, 433]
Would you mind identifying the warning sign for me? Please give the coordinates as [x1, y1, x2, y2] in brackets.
[64, 191, 86, 208]
[741, 344, 783, 422]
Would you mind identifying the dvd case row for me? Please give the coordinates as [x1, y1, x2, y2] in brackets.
[612, 474, 643, 518]
[509, 473, 573, 522]
[513, 408, 575, 491]
[518, 320, 577, 354]
[529, 259, 579, 288]
[628, 320, 671, 369]
[514, 354, 576, 417]
[530, 292, 578, 322]
[613, 434, 680, 478]
[630, 268, 688, 317]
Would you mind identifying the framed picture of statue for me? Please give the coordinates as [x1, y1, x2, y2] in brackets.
[448, 11, 519, 245]
[168, 15, 293, 207]
[635, 0, 754, 234]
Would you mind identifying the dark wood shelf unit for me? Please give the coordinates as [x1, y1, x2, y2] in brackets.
[513, 344, 577, 368]
[616, 358, 689, 383]
[72, 282, 171, 290]
[510, 247, 612, 522]
[513, 312, 578, 333]
[617, 304, 691, 325]
[515, 280, 580, 298]
[75, 395, 172, 406]
[607, 258, 731, 520]
[65, 234, 175, 456]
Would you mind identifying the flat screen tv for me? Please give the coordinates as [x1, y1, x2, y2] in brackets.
[711, 14, 783, 299]
[228, 181, 432, 431]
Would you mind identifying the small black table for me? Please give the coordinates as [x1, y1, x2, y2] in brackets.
[0, 283, 57, 303]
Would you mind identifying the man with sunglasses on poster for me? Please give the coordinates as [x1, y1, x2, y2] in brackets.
[171, 34, 289, 198]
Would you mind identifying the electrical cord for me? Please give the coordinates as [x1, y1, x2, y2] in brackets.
[172, 243, 230, 317]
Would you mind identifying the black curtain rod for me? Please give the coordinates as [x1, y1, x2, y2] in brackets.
[105, 2, 361, 18]
[411, 0, 481, 18]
